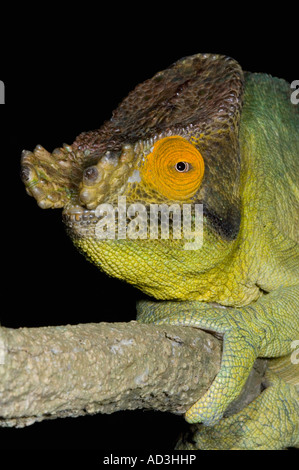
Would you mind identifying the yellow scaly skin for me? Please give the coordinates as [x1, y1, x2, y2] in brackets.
[21, 55, 299, 449]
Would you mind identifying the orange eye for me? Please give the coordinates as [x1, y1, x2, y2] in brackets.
[140, 136, 204, 200]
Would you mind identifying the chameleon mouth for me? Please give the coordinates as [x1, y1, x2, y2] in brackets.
[62, 204, 102, 239]
[62, 203, 141, 237]
[62, 205, 98, 228]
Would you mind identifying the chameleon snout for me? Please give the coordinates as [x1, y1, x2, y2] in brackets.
[78, 144, 136, 210]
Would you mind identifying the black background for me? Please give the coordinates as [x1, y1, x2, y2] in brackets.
[1, 7, 298, 454]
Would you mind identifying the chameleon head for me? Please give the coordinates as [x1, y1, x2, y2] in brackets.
[21, 53, 244, 301]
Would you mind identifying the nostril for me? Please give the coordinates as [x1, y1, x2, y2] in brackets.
[83, 166, 99, 184]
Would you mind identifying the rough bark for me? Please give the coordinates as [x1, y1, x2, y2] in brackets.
[0, 321, 266, 428]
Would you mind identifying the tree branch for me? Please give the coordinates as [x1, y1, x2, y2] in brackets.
[0, 321, 266, 428]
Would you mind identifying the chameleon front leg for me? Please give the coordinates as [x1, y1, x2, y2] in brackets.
[137, 285, 299, 427]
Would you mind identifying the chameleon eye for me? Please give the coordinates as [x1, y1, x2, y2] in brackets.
[175, 161, 190, 173]
[141, 136, 204, 200]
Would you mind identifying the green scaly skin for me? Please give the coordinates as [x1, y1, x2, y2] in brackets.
[21, 54, 299, 449]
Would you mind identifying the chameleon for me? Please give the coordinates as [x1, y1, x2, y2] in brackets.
[20, 53, 299, 450]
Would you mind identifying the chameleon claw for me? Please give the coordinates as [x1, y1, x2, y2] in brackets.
[185, 397, 224, 426]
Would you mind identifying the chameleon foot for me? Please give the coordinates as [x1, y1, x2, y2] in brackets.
[177, 371, 299, 450]
[137, 299, 262, 425]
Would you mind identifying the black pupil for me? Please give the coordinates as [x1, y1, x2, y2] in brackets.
[84, 166, 98, 180]
[176, 162, 187, 172]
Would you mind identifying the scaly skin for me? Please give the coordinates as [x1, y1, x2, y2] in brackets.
[21, 54, 299, 449]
